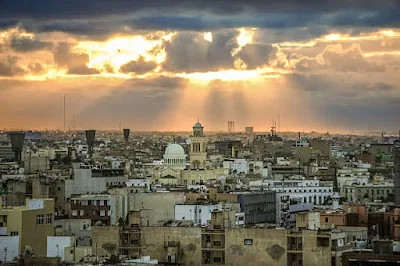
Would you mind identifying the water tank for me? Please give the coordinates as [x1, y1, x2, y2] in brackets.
[85, 130, 96, 155]
[123, 128, 130, 142]
[9, 131, 25, 162]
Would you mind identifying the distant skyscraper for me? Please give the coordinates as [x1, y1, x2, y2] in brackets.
[394, 139, 400, 206]
[228, 121, 235, 133]
[245, 127, 254, 134]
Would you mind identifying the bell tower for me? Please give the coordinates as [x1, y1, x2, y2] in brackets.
[190, 121, 207, 169]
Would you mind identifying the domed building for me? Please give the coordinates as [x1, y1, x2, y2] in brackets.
[163, 143, 187, 170]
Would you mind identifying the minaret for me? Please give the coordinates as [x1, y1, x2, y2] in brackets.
[189, 121, 207, 169]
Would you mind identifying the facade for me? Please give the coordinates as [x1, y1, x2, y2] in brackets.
[394, 141, 400, 206]
[189, 122, 208, 169]
[0, 198, 55, 256]
[70, 194, 126, 226]
[54, 219, 92, 246]
[342, 181, 394, 203]
[0, 141, 14, 160]
[65, 166, 127, 198]
[174, 203, 244, 226]
[129, 192, 185, 226]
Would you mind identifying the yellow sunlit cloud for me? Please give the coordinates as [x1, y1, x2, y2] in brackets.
[74, 34, 173, 73]
[203, 32, 213, 42]
[232, 28, 255, 56]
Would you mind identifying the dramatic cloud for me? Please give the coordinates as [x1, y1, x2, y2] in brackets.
[120, 57, 157, 74]
[163, 31, 237, 72]
[10, 35, 52, 52]
[53, 42, 99, 75]
[0, 56, 25, 76]
[294, 44, 385, 72]
[1, 1, 400, 132]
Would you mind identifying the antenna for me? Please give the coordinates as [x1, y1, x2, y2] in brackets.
[63, 94, 66, 132]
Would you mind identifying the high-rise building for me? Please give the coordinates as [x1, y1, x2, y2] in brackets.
[394, 140, 400, 206]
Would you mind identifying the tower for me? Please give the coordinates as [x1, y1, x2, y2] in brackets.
[228, 121, 234, 133]
[85, 130, 96, 157]
[190, 121, 207, 169]
[9, 131, 25, 163]
[123, 128, 130, 142]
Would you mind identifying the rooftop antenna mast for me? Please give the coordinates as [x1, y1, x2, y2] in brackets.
[63, 94, 66, 132]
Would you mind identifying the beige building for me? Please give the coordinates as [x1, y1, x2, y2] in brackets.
[190, 122, 208, 170]
[0, 198, 55, 256]
[128, 192, 185, 226]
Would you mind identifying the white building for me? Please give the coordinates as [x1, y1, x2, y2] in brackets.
[163, 144, 187, 170]
[47, 236, 75, 261]
[337, 167, 370, 197]
[0, 236, 19, 262]
[223, 159, 264, 175]
[249, 176, 334, 227]
[65, 165, 127, 198]
[174, 203, 244, 226]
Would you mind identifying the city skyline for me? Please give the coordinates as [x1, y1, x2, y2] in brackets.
[0, 1, 400, 132]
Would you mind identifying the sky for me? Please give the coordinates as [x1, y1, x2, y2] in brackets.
[0, 1, 400, 133]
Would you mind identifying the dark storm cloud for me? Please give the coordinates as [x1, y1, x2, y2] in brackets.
[10, 35, 53, 52]
[120, 57, 157, 74]
[1, 1, 400, 38]
[0, 56, 25, 76]
[162, 31, 237, 72]
[80, 76, 188, 126]
[53, 42, 99, 75]
[0, 1, 397, 19]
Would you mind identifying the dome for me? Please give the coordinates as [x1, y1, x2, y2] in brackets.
[164, 143, 185, 155]
[193, 122, 203, 128]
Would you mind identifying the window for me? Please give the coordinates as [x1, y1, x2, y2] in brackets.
[325, 217, 328, 223]
[213, 241, 222, 246]
[36, 214, 44, 225]
[244, 239, 253, 245]
[10, 231, 18, 236]
[213, 257, 222, 262]
[46, 214, 53, 224]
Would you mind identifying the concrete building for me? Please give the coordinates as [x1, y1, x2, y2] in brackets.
[213, 191, 276, 225]
[0, 140, 14, 160]
[394, 141, 400, 206]
[189, 122, 208, 169]
[337, 167, 370, 197]
[24, 153, 50, 173]
[47, 236, 75, 261]
[0, 198, 55, 256]
[174, 203, 244, 226]
[65, 166, 127, 198]
[71, 194, 126, 226]
[0, 235, 19, 262]
[342, 181, 394, 203]
[54, 219, 92, 246]
[129, 192, 185, 226]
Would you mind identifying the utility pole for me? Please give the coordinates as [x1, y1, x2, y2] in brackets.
[63, 94, 66, 132]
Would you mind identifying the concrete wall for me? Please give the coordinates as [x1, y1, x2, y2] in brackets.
[302, 230, 331, 266]
[47, 236, 74, 261]
[225, 228, 287, 266]
[92, 226, 119, 257]
[0, 236, 19, 262]
[141, 227, 202, 266]
[129, 192, 185, 226]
